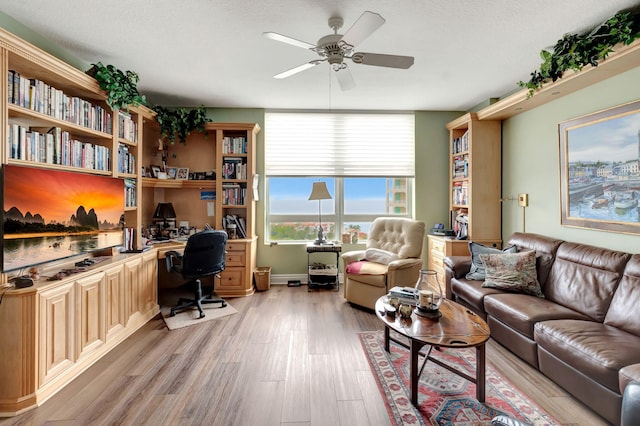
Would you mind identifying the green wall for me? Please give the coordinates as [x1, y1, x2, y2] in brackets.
[502, 66, 640, 252]
[207, 109, 459, 275]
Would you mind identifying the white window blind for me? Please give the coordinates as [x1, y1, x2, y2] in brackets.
[265, 111, 415, 177]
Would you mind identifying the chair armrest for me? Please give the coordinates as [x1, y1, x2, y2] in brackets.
[165, 250, 183, 273]
[388, 258, 422, 271]
[341, 250, 366, 266]
[443, 256, 471, 279]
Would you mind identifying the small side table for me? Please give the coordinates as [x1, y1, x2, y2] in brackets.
[306, 242, 342, 291]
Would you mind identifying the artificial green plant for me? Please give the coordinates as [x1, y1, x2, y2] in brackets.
[87, 62, 146, 111]
[153, 105, 211, 145]
[519, 9, 640, 98]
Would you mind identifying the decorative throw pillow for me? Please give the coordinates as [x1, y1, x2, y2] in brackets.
[365, 248, 400, 265]
[465, 241, 517, 280]
[480, 250, 544, 298]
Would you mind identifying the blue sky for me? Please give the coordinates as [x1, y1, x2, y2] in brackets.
[568, 111, 640, 162]
[269, 177, 388, 214]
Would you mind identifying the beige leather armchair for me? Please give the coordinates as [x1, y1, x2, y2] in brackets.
[341, 217, 425, 309]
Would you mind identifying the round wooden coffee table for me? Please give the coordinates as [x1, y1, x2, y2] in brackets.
[375, 296, 491, 406]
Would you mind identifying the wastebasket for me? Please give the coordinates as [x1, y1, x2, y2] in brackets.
[254, 266, 271, 291]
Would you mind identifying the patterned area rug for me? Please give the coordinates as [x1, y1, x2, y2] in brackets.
[359, 331, 558, 426]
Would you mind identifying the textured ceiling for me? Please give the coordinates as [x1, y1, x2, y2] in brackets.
[0, 0, 638, 111]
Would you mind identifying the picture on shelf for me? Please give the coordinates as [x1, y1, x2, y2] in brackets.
[176, 167, 189, 180]
[150, 165, 161, 178]
[167, 167, 178, 179]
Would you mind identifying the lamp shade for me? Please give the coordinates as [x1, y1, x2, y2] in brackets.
[153, 202, 176, 219]
[308, 181, 332, 200]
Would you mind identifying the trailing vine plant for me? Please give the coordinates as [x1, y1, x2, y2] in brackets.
[519, 9, 640, 98]
[152, 105, 211, 145]
[87, 62, 146, 111]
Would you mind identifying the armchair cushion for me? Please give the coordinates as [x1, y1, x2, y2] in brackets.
[365, 248, 400, 265]
[345, 260, 387, 276]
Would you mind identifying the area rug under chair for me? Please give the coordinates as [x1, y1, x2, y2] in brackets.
[161, 303, 237, 330]
[359, 331, 558, 426]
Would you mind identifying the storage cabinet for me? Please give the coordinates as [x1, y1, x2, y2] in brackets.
[429, 113, 502, 297]
[0, 28, 159, 416]
[445, 113, 502, 248]
[142, 122, 260, 297]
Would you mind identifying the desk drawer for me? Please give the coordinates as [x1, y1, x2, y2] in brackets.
[219, 268, 245, 291]
[430, 238, 446, 254]
[431, 255, 444, 270]
[226, 251, 245, 267]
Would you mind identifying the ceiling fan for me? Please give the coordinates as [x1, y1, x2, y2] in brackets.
[263, 11, 414, 91]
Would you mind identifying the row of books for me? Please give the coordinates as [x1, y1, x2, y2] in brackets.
[452, 181, 469, 206]
[221, 157, 247, 179]
[118, 111, 138, 143]
[388, 286, 418, 306]
[8, 70, 112, 134]
[117, 143, 136, 174]
[452, 155, 469, 179]
[223, 214, 247, 238]
[221, 183, 247, 205]
[452, 129, 469, 154]
[221, 136, 247, 154]
[124, 179, 136, 208]
[7, 124, 111, 171]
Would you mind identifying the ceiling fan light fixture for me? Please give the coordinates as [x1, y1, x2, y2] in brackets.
[264, 11, 414, 90]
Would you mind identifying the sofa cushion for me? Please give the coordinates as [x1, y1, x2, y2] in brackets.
[605, 254, 640, 336]
[451, 277, 503, 313]
[364, 248, 400, 265]
[545, 242, 631, 322]
[620, 364, 640, 394]
[484, 293, 589, 338]
[465, 241, 517, 280]
[481, 250, 544, 297]
[535, 319, 640, 392]
[506, 232, 563, 287]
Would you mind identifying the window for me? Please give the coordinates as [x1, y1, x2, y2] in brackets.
[265, 112, 414, 243]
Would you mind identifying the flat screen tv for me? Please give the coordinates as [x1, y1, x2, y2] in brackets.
[3, 164, 124, 273]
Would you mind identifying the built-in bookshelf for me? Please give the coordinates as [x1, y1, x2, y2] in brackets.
[0, 27, 160, 418]
[446, 113, 501, 245]
[142, 122, 260, 297]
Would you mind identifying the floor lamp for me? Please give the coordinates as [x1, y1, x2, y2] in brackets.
[308, 181, 332, 245]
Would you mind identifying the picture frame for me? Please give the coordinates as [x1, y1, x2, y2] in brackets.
[150, 165, 161, 178]
[559, 100, 640, 235]
[167, 167, 178, 179]
[176, 167, 189, 180]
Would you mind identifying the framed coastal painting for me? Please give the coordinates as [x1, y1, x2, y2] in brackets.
[559, 100, 640, 235]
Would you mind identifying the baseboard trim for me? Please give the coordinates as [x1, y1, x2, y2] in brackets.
[270, 273, 344, 285]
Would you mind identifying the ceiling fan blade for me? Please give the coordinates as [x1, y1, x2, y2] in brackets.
[335, 66, 356, 91]
[263, 32, 315, 50]
[274, 60, 323, 79]
[340, 11, 385, 48]
[351, 52, 414, 69]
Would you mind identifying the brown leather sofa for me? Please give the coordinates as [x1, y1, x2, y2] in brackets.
[444, 232, 640, 425]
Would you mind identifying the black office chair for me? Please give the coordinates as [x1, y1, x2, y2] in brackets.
[165, 230, 228, 319]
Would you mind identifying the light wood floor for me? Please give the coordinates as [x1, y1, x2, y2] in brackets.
[1, 285, 609, 426]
